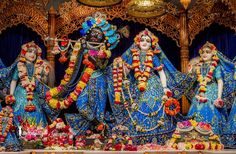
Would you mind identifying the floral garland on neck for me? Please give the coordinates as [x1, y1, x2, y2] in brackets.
[131, 48, 153, 92]
[0, 107, 14, 143]
[195, 53, 219, 103]
[46, 43, 96, 109]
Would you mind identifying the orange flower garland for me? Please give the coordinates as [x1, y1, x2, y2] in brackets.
[196, 45, 219, 103]
[46, 43, 81, 108]
[164, 98, 180, 116]
[131, 49, 153, 92]
[113, 58, 123, 104]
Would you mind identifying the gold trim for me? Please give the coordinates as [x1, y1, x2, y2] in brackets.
[78, 0, 121, 7]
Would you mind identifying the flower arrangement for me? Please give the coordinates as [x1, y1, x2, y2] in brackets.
[104, 134, 137, 151]
[168, 119, 224, 150]
[42, 118, 74, 150]
[18, 117, 44, 149]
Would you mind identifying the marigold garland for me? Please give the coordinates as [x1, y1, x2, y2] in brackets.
[46, 42, 97, 109]
[113, 58, 123, 104]
[131, 49, 153, 92]
[195, 51, 219, 103]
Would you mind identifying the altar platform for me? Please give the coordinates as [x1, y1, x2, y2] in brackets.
[1, 150, 236, 154]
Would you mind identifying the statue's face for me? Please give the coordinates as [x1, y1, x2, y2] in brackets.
[25, 47, 37, 62]
[200, 47, 213, 62]
[86, 27, 104, 43]
[139, 35, 152, 51]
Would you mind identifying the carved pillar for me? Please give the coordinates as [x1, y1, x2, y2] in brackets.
[47, 6, 56, 69]
[179, 9, 190, 115]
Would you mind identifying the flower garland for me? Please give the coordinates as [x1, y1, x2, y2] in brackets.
[195, 51, 219, 103]
[113, 58, 123, 104]
[47, 57, 95, 109]
[0, 107, 14, 143]
[164, 98, 180, 116]
[46, 42, 96, 109]
[131, 48, 153, 92]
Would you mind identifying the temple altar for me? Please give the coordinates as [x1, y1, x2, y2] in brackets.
[0, 0, 235, 153]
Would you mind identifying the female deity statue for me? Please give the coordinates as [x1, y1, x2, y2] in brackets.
[0, 41, 58, 128]
[107, 29, 187, 144]
[187, 42, 235, 136]
[0, 106, 22, 151]
[46, 12, 120, 135]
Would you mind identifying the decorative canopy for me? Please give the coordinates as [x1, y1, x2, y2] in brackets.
[78, 0, 121, 7]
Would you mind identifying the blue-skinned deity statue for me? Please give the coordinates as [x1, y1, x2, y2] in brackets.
[45, 12, 121, 136]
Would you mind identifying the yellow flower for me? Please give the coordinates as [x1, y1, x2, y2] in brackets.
[189, 119, 198, 127]
[185, 142, 192, 150]
[115, 92, 121, 102]
[78, 81, 87, 89]
[65, 68, 73, 74]
[49, 99, 58, 109]
[50, 88, 59, 95]
[85, 68, 94, 75]
[70, 92, 78, 101]
[104, 49, 111, 58]
[60, 80, 67, 85]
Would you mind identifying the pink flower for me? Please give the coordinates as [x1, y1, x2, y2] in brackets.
[88, 50, 98, 57]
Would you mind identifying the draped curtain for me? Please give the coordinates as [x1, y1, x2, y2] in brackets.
[0, 24, 46, 67]
[190, 23, 236, 60]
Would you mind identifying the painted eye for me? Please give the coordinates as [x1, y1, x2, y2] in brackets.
[146, 39, 151, 43]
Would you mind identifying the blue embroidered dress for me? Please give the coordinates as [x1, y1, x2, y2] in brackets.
[65, 69, 108, 135]
[107, 44, 188, 144]
[0, 61, 59, 128]
[11, 63, 48, 127]
[187, 64, 228, 135]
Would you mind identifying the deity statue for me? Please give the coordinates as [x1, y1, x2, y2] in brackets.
[46, 12, 120, 135]
[187, 42, 235, 136]
[0, 106, 22, 151]
[106, 29, 187, 144]
[0, 41, 59, 128]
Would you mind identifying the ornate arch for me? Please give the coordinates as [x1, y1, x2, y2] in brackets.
[0, 0, 48, 39]
[188, 0, 236, 45]
[56, 0, 180, 46]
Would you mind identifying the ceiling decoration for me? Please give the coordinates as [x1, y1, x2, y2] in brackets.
[78, 0, 121, 7]
[180, 0, 191, 9]
[0, 0, 48, 38]
[126, 0, 166, 18]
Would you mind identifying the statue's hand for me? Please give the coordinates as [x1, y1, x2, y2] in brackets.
[164, 88, 173, 97]
[214, 98, 224, 108]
